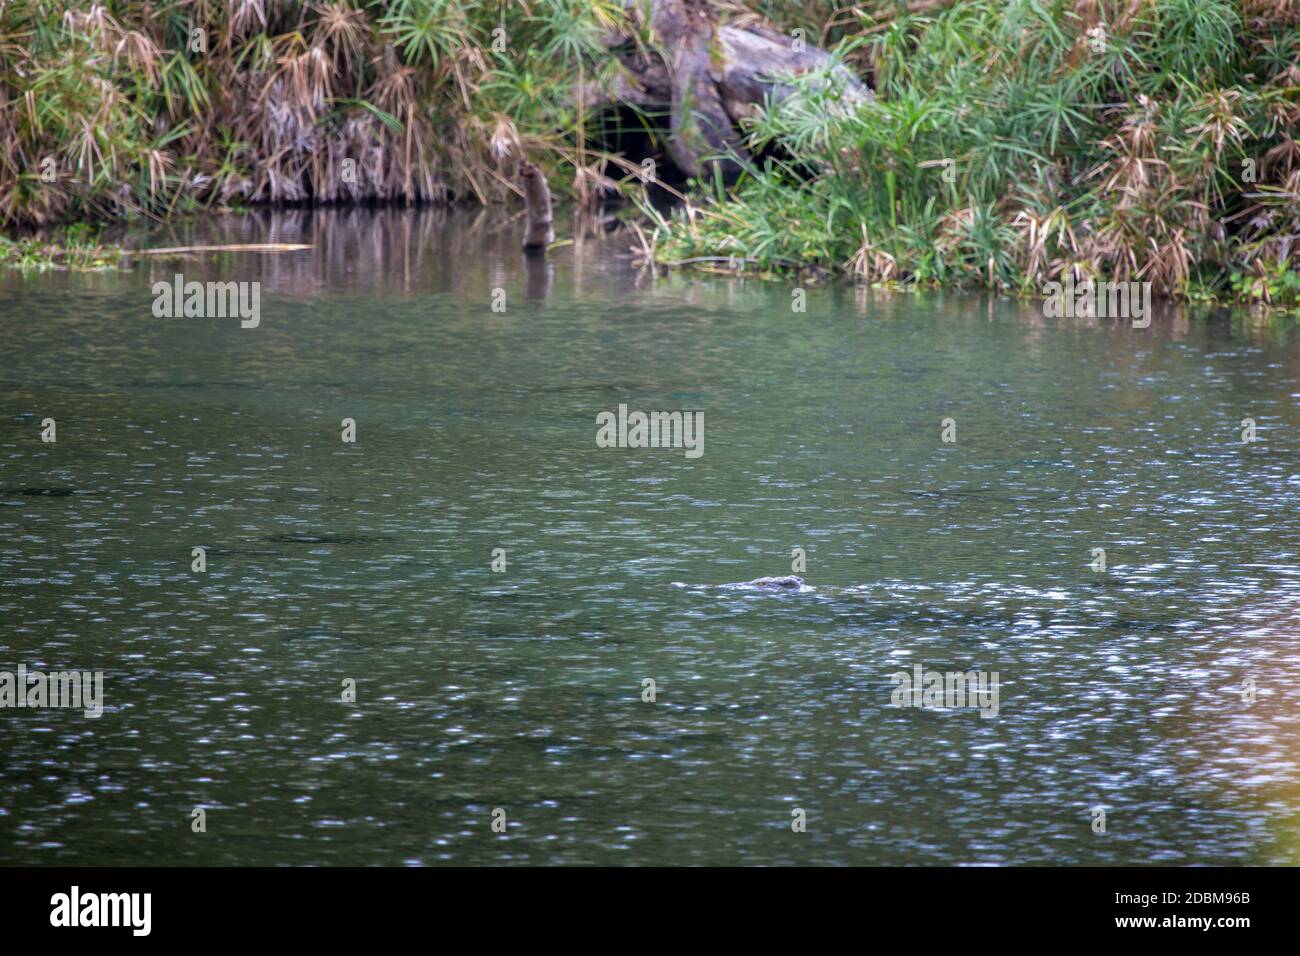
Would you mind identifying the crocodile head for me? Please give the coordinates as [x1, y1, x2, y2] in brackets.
[743, 575, 807, 589]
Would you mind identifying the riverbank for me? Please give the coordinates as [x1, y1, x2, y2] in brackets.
[3, 2, 1298, 306]
[0, 230, 123, 272]
[646, 0, 1300, 307]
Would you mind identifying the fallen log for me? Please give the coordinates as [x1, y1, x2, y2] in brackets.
[122, 244, 313, 255]
[590, 0, 871, 180]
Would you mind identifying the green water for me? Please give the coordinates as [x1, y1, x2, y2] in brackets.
[3, 208, 1300, 865]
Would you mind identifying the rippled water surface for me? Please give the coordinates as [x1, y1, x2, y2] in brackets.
[3, 208, 1300, 865]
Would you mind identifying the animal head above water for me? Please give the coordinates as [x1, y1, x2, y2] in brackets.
[744, 576, 807, 589]
[669, 575, 816, 594]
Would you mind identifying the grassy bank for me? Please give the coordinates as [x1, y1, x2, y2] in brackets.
[0, 0, 622, 232]
[653, 0, 1300, 306]
[3, 1, 1298, 306]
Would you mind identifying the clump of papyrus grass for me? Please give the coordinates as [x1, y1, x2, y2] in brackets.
[654, 0, 1300, 306]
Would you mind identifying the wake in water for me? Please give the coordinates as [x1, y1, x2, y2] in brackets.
[671, 575, 817, 593]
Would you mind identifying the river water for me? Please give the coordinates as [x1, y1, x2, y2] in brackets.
[2, 208, 1299, 865]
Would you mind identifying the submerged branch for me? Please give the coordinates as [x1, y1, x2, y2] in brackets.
[121, 244, 314, 255]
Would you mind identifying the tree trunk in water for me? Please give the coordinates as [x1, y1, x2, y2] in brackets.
[591, 0, 871, 179]
[519, 161, 555, 252]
